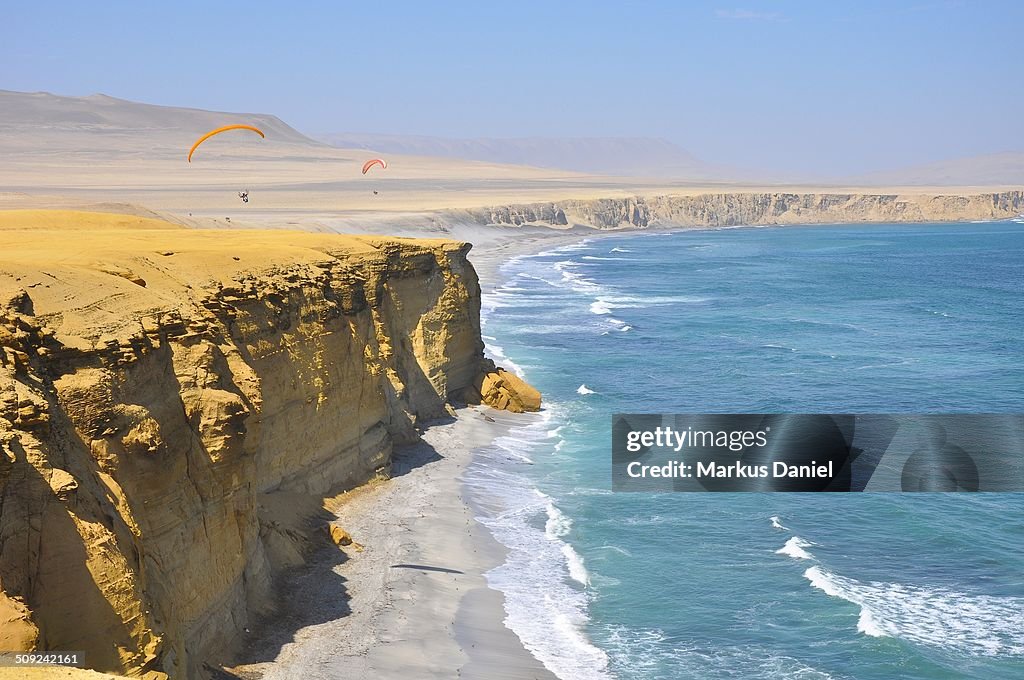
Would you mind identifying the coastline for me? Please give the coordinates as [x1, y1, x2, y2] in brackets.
[229, 408, 557, 680]
[227, 229, 588, 680]
[224, 218, 1024, 680]
[469, 227, 595, 292]
[6, 213, 1020, 677]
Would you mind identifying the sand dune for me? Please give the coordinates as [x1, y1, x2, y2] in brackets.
[6, 89, 1019, 225]
[0, 90, 594, 216]
[0, 209, 183, 231]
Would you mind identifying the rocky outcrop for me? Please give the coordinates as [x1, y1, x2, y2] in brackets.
[463, 362, 542, 413]
[460, 191, 1024, 229]
[0, 217, 534, 679]
[471, 204, 570, 227]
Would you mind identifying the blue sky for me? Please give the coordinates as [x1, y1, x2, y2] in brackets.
[3, 1, 1021, 175]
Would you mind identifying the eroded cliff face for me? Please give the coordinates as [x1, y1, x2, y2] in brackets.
[460, 190, 1024, 229]
[0, 217, 534, 678]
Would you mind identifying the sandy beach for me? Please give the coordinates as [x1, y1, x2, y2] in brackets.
[228, 408, 556, 680]
[218, 226, 583, 680]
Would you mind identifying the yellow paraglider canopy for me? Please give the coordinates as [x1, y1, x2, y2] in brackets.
[187, 124, 265, 163]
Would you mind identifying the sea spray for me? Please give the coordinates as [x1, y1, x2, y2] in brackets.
[563, 544, 592, 587]
[803, 565, 1024, 655]
[776, 536, 815, 560]
[463, 408, 611, 679]
[546, 501, 573, 539]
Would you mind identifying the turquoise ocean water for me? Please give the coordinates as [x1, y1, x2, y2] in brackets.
[465, 221, 1024, 679]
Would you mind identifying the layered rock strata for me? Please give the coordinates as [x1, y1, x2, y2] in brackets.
[0, 214, 538, 678]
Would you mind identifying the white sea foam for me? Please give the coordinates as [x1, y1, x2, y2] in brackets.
[577, 384, 596, 395]
[516, 271, 563, 287]
[535, 240, 592, 258]
[596, 544, 632, 557]
[519, 324, 585, 335]
[857, 607, 887, 637]
[464, 409, 611, 679]
[562, 544, 591, 587]
[498, 449, 535, 464]
[545, 501, 573, 539]
[770, 515, 788, 530]
[762, 343, 797, 352]
[484, 342, 527, 378]
[490, 433, 539, 464]
[592, 294, 709, 313]
[804, 565, 1024, 656]
[554, 260, 603, 295]
[605, 318, 633, 332]
[602, 625, 836, 679]
[610, 246, 632, 252]
[776, 536, 815, 560]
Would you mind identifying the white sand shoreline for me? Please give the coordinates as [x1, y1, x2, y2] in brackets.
[228, 408, 557, 680]
[226, 229, 590, 680]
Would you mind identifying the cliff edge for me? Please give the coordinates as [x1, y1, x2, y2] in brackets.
[457, 190, 1024, 229]
[0, 211, 537, 678]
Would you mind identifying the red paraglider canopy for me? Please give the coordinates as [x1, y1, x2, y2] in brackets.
[361, 158, 387, 174]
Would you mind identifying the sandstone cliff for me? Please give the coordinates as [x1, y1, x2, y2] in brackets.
[0, 212, 537, 678]
[458, 190, 1024, 229]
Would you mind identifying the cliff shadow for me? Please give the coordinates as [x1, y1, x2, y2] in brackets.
[221, 524, 352, 674]
[386, 415, 456, 479]
[215, 429, 458, 678]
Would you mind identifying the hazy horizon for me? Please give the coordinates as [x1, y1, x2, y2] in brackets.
[5, 1, 1022, 178]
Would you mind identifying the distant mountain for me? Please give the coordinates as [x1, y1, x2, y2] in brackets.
[0, 90, 322, 149]
[0, 89, 587, 202]
[315, 133, 731, 179]
[848, 151, 1024, 187]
